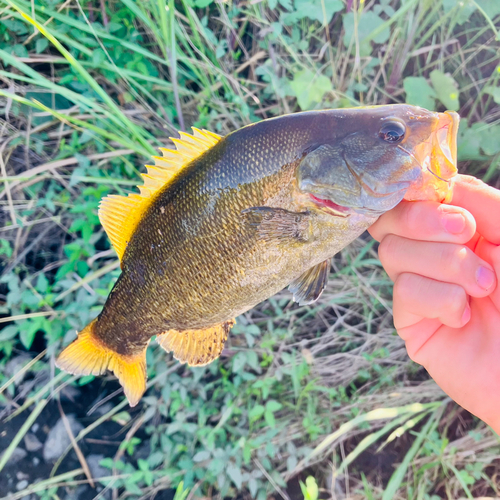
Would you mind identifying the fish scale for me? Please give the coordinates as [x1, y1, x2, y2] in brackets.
[56, 105, 459, 406]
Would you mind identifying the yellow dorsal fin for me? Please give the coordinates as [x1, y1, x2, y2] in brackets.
[156, 319, 235, 366]
[98, 128, 222, 260]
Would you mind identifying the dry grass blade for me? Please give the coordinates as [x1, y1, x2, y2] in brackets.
[1, 0, 499, 498]
[0, 399, 47, 473]
[57, 399, 95, 488]
[0, 349, 47, 396]
[0, 469, 85, 500]
[295, 403, 440, 473]
[53, 260, 120, 304]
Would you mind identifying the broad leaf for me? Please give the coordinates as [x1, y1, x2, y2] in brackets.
[290, 70, 332, 110]
[403, 77, 436, 110]
[430, 70, 460, 111]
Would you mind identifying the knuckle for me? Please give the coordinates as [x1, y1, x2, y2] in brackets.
[406, 345, 421, 364]
[490, 219, 500, 239]
[459, 175, 486, 189]
[442, 284, 467, 314]
[402, 201, 424, 233]
[393, 273, 414, 301]
[438, 244, 469, 276]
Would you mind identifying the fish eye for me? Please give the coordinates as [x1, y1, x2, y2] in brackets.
[379, 121, 406, 143]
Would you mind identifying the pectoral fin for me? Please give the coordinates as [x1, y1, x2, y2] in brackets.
[242, 207, 314, 244]
[288, 259, 330, 305]
[157, 320, 235, 366]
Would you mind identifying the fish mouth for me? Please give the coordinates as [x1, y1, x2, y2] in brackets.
[308, 193, 352, 217]
[404, 110, 459, 201]
[306, 173, 413, 217]
[414, 110, 458, 177]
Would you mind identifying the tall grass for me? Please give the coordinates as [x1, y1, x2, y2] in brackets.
[0, 0, 499, 499]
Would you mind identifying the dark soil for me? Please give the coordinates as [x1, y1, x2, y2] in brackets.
[0, 376, 156, 500]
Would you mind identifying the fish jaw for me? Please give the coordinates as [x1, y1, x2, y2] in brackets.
[404, 110, 459, 203]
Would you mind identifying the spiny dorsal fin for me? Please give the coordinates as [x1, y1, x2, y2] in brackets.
[98, 128, 222, 260]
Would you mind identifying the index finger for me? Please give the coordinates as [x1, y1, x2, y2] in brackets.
[449, 175, 500, 245]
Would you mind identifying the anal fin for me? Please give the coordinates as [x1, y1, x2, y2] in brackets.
[157, 320, 235, 366]
[56, 319, 148, 407]
[288, 260, 330, 305]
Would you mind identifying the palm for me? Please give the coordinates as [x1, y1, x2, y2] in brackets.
[369, 176, 500, 431]
[407, 288, 500, 429]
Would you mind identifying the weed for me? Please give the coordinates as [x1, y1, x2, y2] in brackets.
[0, 0, 499, 499]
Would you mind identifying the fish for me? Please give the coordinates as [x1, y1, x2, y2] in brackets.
[56, 104, 459, 406]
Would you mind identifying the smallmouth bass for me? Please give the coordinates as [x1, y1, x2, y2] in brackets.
[57, 105, 459, 405]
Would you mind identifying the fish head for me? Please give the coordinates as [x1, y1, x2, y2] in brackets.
[297, 104, 459, 217]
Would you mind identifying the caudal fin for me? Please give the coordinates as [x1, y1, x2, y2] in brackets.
[56, 319, 148, 407]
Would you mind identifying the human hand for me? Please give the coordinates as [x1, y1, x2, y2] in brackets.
[368, 175, 500, 432]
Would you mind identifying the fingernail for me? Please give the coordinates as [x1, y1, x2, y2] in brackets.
[476, 266, 495, 291]
[442, 213, 466, 234]
[461, 302, 471, 325]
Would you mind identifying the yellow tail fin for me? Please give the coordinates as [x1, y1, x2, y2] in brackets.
[56, 319, 148, 407]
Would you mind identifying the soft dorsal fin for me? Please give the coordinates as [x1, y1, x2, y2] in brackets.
[98, 128, 222, 260]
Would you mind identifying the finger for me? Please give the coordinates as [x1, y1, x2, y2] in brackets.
[393, 273, 470, 331]
[378, 235, 496, 297]
[475, 238, 500, 310]
[368, 200, 476, 244]
[449, 175, 500, 245]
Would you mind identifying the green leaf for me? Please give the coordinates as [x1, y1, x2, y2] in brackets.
[479, 124, 500, 156]
[403, 77, 436, 110]
[264, 409, 276, 428]
[78, 375, 95, 386]
[249, 404, 265, 422]
[194, 0, 214, 7]
[36, 274, 49, 293]
[290, 70, 332, 110]
[11, 44, 28, 58]
[475, 0, 500, 17]
[36, 37, 49, 54]
[137, 459, 149, 471]
[266, 400, 282, 413]
[1, 18, 29, 35]
[442, 0, 477, 25]
[226, 464, 243, 489]
[429, 70, 460, 111]
[0, 239, 13, 258]
[99, 458, 115, 470]
[485, 85, 500, 104]
[343, 11, 390, 57]
[0, 324, 18, 342]
[232, 351, 247, 372]
[293, 0, 343, 24]
[279, 0, 293, 10]
[172, 481, 190, 500]
[19, 316, 49, 350]
[299, 476, 319, 500]
[193, 450, 211, 462]
[457, 119, 484, 161]
[19, 323, 37, 350]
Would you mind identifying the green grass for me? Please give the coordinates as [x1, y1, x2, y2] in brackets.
[0, 0, 500, 499]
